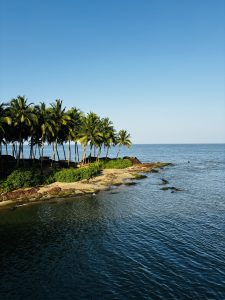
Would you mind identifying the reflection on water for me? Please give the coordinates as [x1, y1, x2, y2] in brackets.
[0, 144, 225, 299]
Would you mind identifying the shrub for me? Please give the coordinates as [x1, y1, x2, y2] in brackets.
[102, 158, 132, 169]
[53, 163, 101, 183]
[0, 168, 43, 192]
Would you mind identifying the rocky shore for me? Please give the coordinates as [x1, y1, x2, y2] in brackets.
[0, 161, 172, 209]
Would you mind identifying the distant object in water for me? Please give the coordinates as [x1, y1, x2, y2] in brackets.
[161, 178, 169, 185]
[188, 161, 190, 163]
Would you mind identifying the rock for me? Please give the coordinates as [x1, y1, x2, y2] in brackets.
[161, 186, 182, 192]
[47, 187, 62, 195]
[133, 174, 148, 180]
[123, 156, 142, 165]
[150, 169, 159, 173]
[161, 178, 169, 184]
[124, 182, 137, 186]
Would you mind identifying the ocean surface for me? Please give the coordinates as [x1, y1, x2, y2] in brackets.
[0, 144, 224, 300]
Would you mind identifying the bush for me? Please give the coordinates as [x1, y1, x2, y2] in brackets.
[0, 168, 43, 192]
[53, 163, 101, 183]
[101, 158, 132, 169]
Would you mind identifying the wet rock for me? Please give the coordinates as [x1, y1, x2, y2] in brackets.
[133, 174, 148, 180]
[150, 169, 159, 173]
[161, 178, 169, 185]
[161, 186, 182, 192]
[124, 182, 137, 186]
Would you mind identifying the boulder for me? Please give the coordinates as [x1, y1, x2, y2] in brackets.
[123, 156, 142, 165]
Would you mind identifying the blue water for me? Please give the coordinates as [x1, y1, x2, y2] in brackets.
[0, 144, 224, 299]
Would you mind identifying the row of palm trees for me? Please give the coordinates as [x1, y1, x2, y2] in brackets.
[0, 96, 132, 166]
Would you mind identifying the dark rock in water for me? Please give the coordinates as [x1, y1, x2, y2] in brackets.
[151, 169, 159, 173]
[124, 182, 137, 186]
[161, 178, 169, 184]
[123, 156, 142, 165]
[161, 186, 182, 192]
[113, 182, 123, 186]
[134, 174, 148, 180]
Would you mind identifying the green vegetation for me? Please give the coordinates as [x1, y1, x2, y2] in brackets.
[0, 96, 134, 192]
[0, 168, 43, 192]
[0, 158, 134, 192]
[53, 163, 101, 183]
[101, 158, 132, 169]
[0, 96, 132, 168]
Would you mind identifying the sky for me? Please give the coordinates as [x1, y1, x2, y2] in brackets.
[0, 0, 224, 144]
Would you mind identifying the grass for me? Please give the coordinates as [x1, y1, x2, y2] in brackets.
[53, 163, 101, 183]
[101, 158, 132, 169]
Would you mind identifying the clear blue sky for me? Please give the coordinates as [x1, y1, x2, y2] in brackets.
[0, 0, 224, 143]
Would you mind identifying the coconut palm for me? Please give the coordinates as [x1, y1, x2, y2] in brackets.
[35, 102, 56, 167]
[9, 96, 38, 164]
[0, 96, 132, 165]
[79, 112, 103, 163]
[50, 99, 71, 161]
[116, 130, 132, 158]
[100, 118, 116, 158]
[66, 107, 82, 166]
[0, 103, 12, 156]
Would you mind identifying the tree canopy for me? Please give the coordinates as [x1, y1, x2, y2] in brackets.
[0, 96, 132, 166]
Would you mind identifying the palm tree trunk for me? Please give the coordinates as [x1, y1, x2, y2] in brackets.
[55, 142, 60, 161]
[29, 141, 33, 159]
[76, 143, 79, 163]
[106, 147, 110, 158]
[12, 143, 14, 157]
[97, 147, 101, 161]
[74, 142, 76, 162]
[14, 143, 18, 159]
[68, 140, 71, 167]
[21, 141, 24, 160]
[5, 143, 8, 156]
[51, 143, 55, 166]
[116, 146, 121, 158]
[38, 145, 41, 159]
[17, 138, 22, 166]
[62, 144, 66, 160]
[41, 142, 44, 170]
[82, 145, 87, 164]
[34, 144, 37, 158]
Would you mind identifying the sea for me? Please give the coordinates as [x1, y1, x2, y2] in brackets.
[0, 144, 224, 299]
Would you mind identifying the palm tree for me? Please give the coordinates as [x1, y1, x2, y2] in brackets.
[116, 130, 132, 158]
[0, 103, 12, 156]
[101, 117, 116, 158]
[35, 102, 56, 168]
[66, 107, 82, 166]
[79, 112, 103, 163]
[50, 99, 71, 161]
[9, 96, 38, 164]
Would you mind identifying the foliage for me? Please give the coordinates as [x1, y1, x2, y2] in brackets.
[101, 158, 132, 169]
[0, 96, 132, 166]
[53, 163, 101, 183]
[0, 168, 43, 192]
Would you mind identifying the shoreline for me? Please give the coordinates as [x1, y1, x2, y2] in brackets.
[0, 162, 172, 210]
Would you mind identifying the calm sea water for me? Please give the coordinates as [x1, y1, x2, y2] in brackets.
[0, 144, 224, 300]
